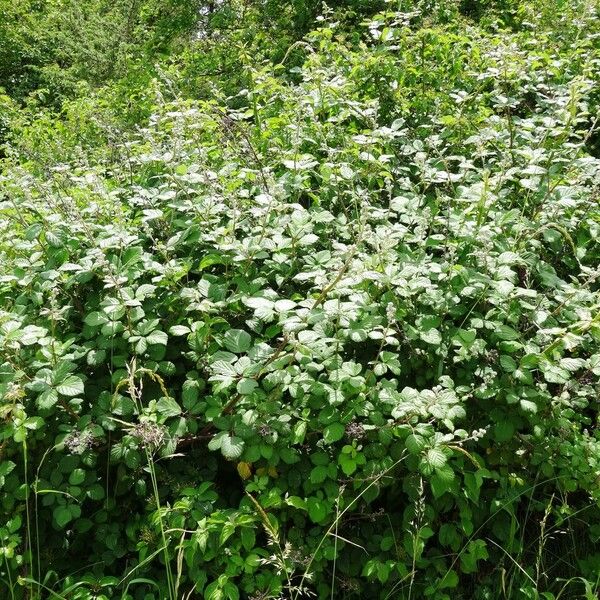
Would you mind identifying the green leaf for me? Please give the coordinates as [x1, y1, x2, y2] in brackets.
[292, 421, 307, 444]
[169, 325, 191, 336]
[24, 417, 44, 430]
[460, 540, 489, 573]
[157, 397, 182, 417]
[237, 378, 258, 395]
[540, 360, 570, 384]
[135, 337, 148, 355]
[405, 434, 427, 454]
[426, 447, 447, 469]
[146, 330, 168, 346]
[520, 399, 537, 414]
[435, 464, 455, 482]
[221, 435, 245, 460]
[457, 329, 476, 344]
[69, 468, 86, 485]
[54, 505, 73, 528]
[430, 472, 454, 498]
[0, 461, 16, 478]
[323, 422, 344, 444]
[84, 311, 108, 326]
[310, 465, 328, 484]
[307, 497, 328, 523]
[56, 376, 84, 397]
[87, 349, 106, 366]
[285, 496, 307, 510]
[339, 453, 357, 476]
[208, 432, 224, 452]
[87, 484, 105, 501]
[438, 570, 459, 590]
[494, 421, 514, 442]
[499, 355, 517, 372]
[495, 325, 519, 341]
[37, 388, 59, 409]
[420, 328, 442, 345]
[223, 329, 251, 353]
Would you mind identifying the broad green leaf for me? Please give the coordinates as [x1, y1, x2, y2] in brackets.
[221, 435, 245, 460]
[84, 311, 108, 326]
[438, 570, 459, 590]
[169, 325, 191, 336]
[420, 328, 442, 345]
[146, 330, 168, 346]
[37, 388, 59, 409]
[157, 397, 182, 417]
[56, 376, 84, 397]
[69, 468, 86, 485]
[426, 447, 447, 469]
[224, 329, 251, 353]
[494, 421, 514, 442]
[495, 325, 519, 341]
[405, 434, 427, 454]
[307, 497, 328, 523]
[237, 378, 257, 395]
[499, 355, 517, 372]
[54, 505, 73, 528]
[310, 465, 328, 484]
[323, 422, 344, 444]
[520, 399, 537, 414]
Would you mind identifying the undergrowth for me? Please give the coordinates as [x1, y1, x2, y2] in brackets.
[1, 0, 600, 598]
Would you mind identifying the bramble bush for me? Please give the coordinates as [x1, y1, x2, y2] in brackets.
[1, 1, 600, 599]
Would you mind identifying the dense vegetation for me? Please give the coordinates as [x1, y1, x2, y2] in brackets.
[1, 1, 600, 598]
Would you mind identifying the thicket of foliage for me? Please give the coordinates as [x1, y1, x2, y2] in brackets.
[1, 1, 600, 599]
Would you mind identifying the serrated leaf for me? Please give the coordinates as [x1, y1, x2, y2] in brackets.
[37, 388, 59, 409]
[560, 357, 584, 372]
[540, 360, 569, 384]
[323, 422, 344, 444]
[224, 329, 251, 353]
[54, 505, 73, 528]
[207, 432, 224, 452]
[135, 337, 148, 354]
[84, 311, 108, 326]
[69, 468, 86, 485]
[146, 330, 168, 346]
[56, 376, 84, 397]
[420, 328, 442, 345]
[495, 325, 519, 341]
[405, 434, 426, 454]
[307, 497, 328, 523]
[237, 378, 257, 395]
[435, 464, 455, 482]
[245, 297, 274, 310]
[520, 399, 537, 414]
[221, 435, 245, 460]
[169, 325, 191, 336]
[157, 397, 182, 417]
[426, 447, 447, 469]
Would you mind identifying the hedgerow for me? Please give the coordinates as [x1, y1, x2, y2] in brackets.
[1, 2, 600, 599]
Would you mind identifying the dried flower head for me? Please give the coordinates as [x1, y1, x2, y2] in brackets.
[257, 424, 271, 437]
[345, 421, 365, 440]
[132, 421, 165, 449]
[64, 429, 94, 455]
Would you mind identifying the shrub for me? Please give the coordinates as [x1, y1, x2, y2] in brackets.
[1, 2, 600, 599]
